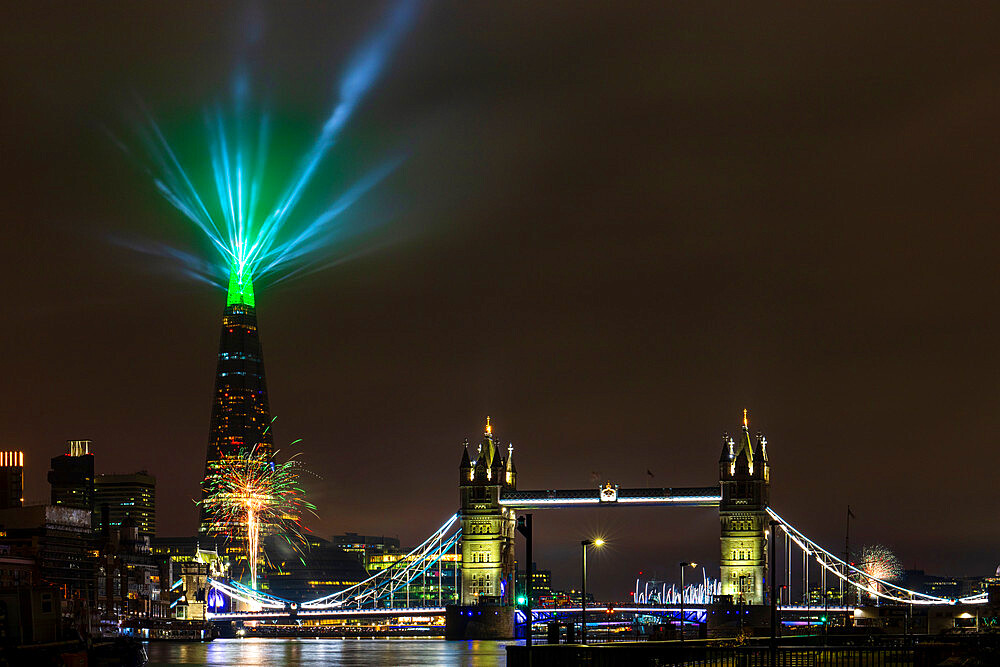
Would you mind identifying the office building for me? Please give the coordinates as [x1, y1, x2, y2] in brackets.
[48, 440, 95, 513]
[0, 451, 24, 509]
[0, 505, 95, 605]
[331, 532, 400, 569]
[95, 471, 156, 537]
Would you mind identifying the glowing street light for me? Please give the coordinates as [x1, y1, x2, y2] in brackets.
[581, 538, 606, 644]
[679, 561, 698, 642]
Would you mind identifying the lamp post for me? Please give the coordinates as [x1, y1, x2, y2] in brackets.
[770, 520, 778, 667]
[516, 514, 533, 649]
[678, 561, 697, 642]
[581, 538, 605, 644]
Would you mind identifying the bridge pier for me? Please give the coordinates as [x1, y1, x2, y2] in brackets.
[213, 620, 239, 638]
[445, 603, 515, 640]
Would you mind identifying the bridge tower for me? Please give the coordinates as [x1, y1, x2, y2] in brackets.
[458, 417, 516, 605]
[718, 410, 769, 605]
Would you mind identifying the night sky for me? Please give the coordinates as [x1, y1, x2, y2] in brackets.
[3, 2, 1000, 599]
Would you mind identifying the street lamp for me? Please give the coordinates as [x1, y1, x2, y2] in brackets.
[516, 514, 533, 649]
[678, 561, 697, 642]
[581, 538, 605, 644]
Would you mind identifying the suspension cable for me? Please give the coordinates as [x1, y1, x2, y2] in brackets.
[767, 507, 963, 605]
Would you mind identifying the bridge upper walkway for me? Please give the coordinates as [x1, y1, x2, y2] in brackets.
[499, 486, 721, 509]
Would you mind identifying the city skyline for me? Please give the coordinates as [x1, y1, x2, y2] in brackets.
[4, 2, 1000, 600]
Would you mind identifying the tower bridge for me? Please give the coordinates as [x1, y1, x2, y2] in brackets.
[456, 411, 768, 608]
[205, 412, 988, 637]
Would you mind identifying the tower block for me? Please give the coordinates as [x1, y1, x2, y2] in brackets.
[718, 410, 770, 605]
[458, 417, 516, 605]
[199, 267, 275, 536]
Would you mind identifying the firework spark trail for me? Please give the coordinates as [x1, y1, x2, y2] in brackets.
[200, 444, 316, 595]
[126, 0, 418, 290]
[857, 544, 902, 599]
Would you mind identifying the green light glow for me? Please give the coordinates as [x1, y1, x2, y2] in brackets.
[227, 265, 255, 308]
[128, 1, 417, 300]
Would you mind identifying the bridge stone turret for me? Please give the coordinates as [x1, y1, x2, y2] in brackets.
[458, 417, 516, 606]
[718, 410, 770, 605]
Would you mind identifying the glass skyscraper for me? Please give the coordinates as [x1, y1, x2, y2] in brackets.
[198, 271, 274, 535]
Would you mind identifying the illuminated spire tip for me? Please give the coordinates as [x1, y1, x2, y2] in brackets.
[226, 263, 255, 307]
[485, 416, 492, 436]
[743, 408, 748, 429]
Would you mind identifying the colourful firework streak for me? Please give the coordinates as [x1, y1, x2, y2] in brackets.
[121, 0, 418, 291]
[200, 444, 316, 593]
[857, 544, 902, 598]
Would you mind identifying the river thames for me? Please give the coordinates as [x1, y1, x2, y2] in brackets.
[145, 638, 511, 666]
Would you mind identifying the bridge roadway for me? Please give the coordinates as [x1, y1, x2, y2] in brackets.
[208, 606, 447, 622]
[499, 486, 721, 509]
[207, 604, 851, 624]
[206, 605, 710, 623]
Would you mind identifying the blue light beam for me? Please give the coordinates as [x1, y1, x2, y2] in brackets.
[125, 0, 418, 291]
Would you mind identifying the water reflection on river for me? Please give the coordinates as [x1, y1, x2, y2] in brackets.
[146, 638, 511, 666]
